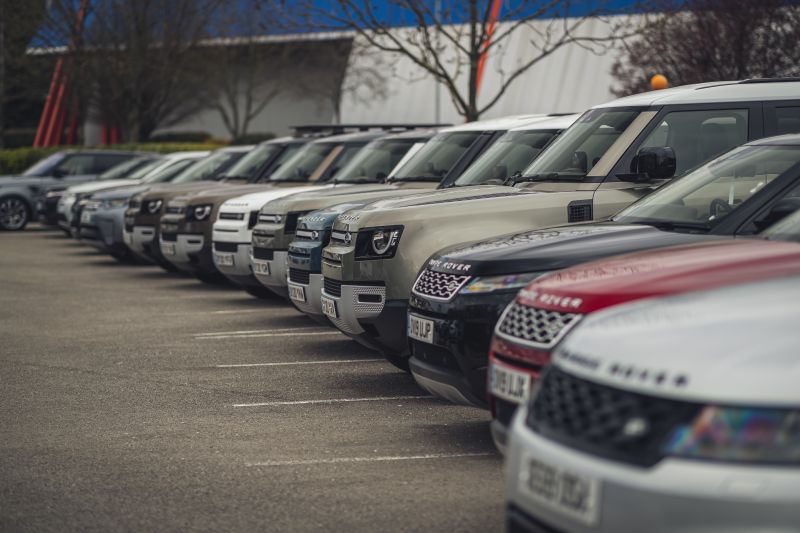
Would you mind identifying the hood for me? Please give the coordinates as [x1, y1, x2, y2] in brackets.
[517, 239, 800, 314]
[428, 224, 720, 276]
[260, 181, 437, 215]
[67, 179, 138, 194]
[554, 276, 800, 405]
[297, 201, 370, 232]
[175, 184, 268, 206]
[139, 181, 224, 201]
[354, 184, 523, 212]
[219, 185, 320, 213]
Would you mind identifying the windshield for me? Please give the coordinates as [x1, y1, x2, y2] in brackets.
[171, 151, 244, 184]
[22, 153, 67, 176]
[762, 209, 800, 243]
[389, 131, 481, 182]
[118, 158, 164, 181]
[95, 157, 153, 180]
[523, 109, 642, 179]
[616, 145, 800, 231]
[453, 130, 558, 186]
[333, 139, 420, 183]
[223, 143, 282, 180]
[142, 158, 198, 184]
[268, 142, 338, 182]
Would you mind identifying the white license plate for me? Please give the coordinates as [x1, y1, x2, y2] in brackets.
[321, 295, 338, 319]
[162, 242, 176, 256]
[253, 261, 270, 275]
[289, 284, 306, 303]
[215, 252, 234, 267]
[124, 216, 135, 226]
[80, 211, 91, 225]
[519, 455, 601, 526]
[407, 313, 434, 344]
[124, 232, 133, 245]
[489, 360, 531, 404]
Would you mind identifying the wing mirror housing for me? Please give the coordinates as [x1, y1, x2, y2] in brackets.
[620, 146, 677, 182]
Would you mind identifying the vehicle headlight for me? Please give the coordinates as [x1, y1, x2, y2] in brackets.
[355, 226, 403, 259]
[101, 198, 129, 209]
[144, 199, 162, 214]
[459, 272, 548, 295]
[190, 204, 213, 221]
[47, 190, 65, 199]
[663, 406, 800, 464]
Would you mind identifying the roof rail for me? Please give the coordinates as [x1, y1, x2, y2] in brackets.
[739, 77, 800, 84]
[545, 112, 578, 117]
[290, 123, 451, 136]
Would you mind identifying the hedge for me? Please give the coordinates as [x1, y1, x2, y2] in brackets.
[0, 142, 227, 176]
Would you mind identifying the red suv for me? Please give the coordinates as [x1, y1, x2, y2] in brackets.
[488, 229, 800, 449]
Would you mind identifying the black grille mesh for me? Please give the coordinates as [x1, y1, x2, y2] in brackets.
[289, 268, 311, 285]
[527, 367, 700, 467]
[323, 277, 342, 297]
[252, 247, 274, 260]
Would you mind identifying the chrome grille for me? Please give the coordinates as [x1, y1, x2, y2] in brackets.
[166, 205, 185, 214]
[219, 212, 244, 220]
[330, 230, 352, 245]
[412, 269, 471, 301]
[496, 302, 580, 348]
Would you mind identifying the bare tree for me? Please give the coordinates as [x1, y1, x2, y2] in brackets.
[291, 0, 640, 121]
[611, 0, 800, 96]
[40, 0, 227, 142]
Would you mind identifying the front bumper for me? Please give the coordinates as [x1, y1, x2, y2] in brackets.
[212, 242, 263, 287]
[251, 249, 289, 297]
[506, 406, 800, 533]
[407, 291, 515, 409]
[160, 232, 206, 271]
[288, 273, 324, 316]
[80, 207, 126, 253]
[124, 225, 156, 254]
[320, 280, 408, 355]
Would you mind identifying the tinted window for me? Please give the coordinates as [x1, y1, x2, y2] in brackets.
[91, 154, 132, 173]
[635, 109, 748, 175]
[22, 153, 67, 176]
[268, 143, 338, 182]
[54, 154, 97, 176]
[171, 151, 244, 184]
[391, 132, 481, 181]
[224, 144, 282, 180]
[334, 139, 420, 183]
[761, 208, 800, 243]
[768, 106, 800, 136]
[142, 159, 198, 183]
[97, 157, 159, 181]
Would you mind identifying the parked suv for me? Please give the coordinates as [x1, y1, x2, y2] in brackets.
[320, 79, 800, 370]
[123, 145, 258, 267]
[506, 275, 800, 533]
[408, 133, 800, 408]
[214, 128, 438, 295]
[488, 208, 800, 449]
[253, 115, 564, 303]
[159, 129, 399, 284]
[1, 150, 139, 230]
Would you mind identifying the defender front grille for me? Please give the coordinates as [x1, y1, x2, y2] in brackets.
[161, 232, 177, 242]
[166, 205, 185, 215]
[527, 367, 700, 467]
[252, 247, 273, 260]
[412, 269, 471, 301]
[289, 268, 310, 285]
[214, 242, 238, 253]
[323, 277, 342, 297]
[330, 230, 352, 246]
[219, 212, 244, 220]
[496, 302, 580, 348]
[295, 229, 319, 241]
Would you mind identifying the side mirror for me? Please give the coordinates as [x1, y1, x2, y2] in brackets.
[754, 198, 800, 231]
[634, 146, 676, 180]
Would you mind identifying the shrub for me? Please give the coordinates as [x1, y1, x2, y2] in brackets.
[231, 132, 276, 145]
[0, 142, 227, 175]
[149, 131, 212, 143]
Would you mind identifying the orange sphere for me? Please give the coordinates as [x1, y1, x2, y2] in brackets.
[651, 74, 669, 90]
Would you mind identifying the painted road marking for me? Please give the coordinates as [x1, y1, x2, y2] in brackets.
[198, 331, 342, 340]
[233, 395, 433, 408]
[246, 452, 494, 467]
[195, 327, 330, 337]
[216, 359, 384, 368]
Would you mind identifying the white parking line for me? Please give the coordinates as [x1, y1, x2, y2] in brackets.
[233, 395, 433, 408]
[199, 331, 342, 340]
[195, 327, 330, 337]
[246, 452, 494, 467]
[216, 359, 384, 368]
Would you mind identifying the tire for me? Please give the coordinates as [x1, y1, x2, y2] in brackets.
[0, 196, 30, 231]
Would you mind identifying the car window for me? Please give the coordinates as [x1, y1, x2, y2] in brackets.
[334, 139, 418, 183]
[761, 208, 800, 243]
[171, 151, 243, 184]
[268, 143, 339, 182]
[224, 144, 282, 180]
[92, 154, 132, 174]
[22, 153, 67, 176]
[635, 109, 749, 175]
[454, 130, 558, 186]
[54, 154, 97, 176]
[390, 132, 482, 181]
[768, 106, 800, 135]
[142, 159, 198, 183]
[615, 144, 800, 230]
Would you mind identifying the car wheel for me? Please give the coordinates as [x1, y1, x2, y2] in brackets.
[0, 196, 30, 231]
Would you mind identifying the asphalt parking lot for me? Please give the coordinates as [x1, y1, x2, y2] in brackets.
[0, 225, 503, 532]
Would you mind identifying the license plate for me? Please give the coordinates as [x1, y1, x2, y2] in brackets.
[124, 232, 133, 245]
[124, 216, 135, 226]
[489, 360, 531, 404]
[162, 242, 176, 256]
[289, 284, 306, 303]
[215, 252, 234, 267]
[407, 313, 434, 344]
[80, 211, 91, 225]
[321, 295, 338, 319]
[253, 261, 270, 275]
[519, 455, 601, 526]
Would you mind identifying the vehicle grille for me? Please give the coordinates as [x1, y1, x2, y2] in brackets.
[295, 229, 319, 241]
[412, 269, 471, 301]
[289, 268, 310, 285]
[219, 212, 244, 220]
[526, 367, 700, 467]
[252, 247, 273, 260]
[409, 339, 459, 371]
[161, 232, 177, 242]
[214, 242, 238, 253]
[166, 205, 185, 215]
[323, 277, 342, 297]
[496, 302, 580, 348]
[329, 230, 351, 246]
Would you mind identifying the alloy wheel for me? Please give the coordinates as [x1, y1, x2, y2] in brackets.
[0, 197, 29, 230]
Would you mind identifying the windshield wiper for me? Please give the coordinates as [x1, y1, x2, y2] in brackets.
[511, 172, 585, 185]
[334, 178, 375, 184]
[386, 176, 440, 183]
[627, 219, 710, 232]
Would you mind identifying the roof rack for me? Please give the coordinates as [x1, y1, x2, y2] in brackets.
[739, 77, 800, 84]
[290, 123, 451, 137]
